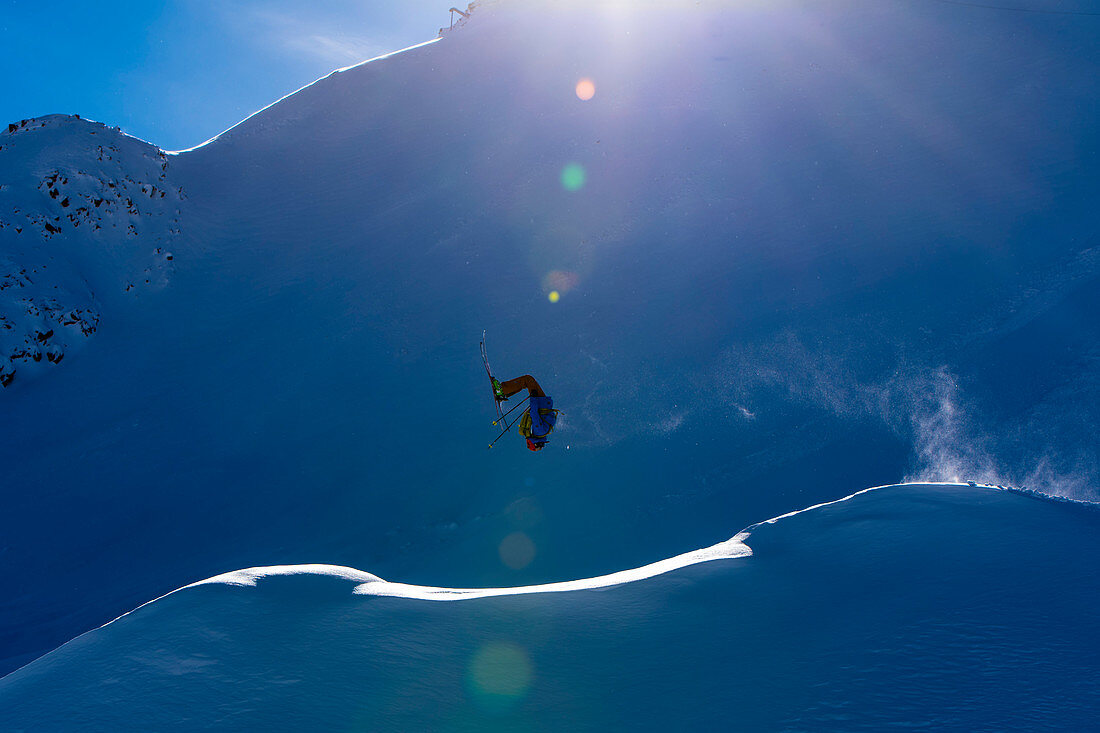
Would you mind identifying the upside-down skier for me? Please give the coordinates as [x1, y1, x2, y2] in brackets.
[491, 374, 558, 451]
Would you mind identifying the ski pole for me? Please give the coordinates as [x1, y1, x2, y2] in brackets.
[492, 395, 529, 426]
[488, 417, 515, 449]
[488, 400, 529, 448]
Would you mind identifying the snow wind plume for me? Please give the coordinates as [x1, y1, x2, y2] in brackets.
[714, 333, 1098, 501]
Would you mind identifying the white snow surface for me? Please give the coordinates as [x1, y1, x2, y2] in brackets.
[0, 116, 182, 385]
[192, 480, 1000, 601]
[202, 532, 750, 600]
[2, 0, 1100, 718]
[2, 483, 1099, 732]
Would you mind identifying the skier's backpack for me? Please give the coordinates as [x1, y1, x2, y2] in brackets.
[520, 395, 558, 444]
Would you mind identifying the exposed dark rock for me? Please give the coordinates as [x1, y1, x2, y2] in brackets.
[3, 117, 183, 392]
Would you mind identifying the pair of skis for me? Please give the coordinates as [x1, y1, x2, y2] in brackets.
[481, 330, 528, 449]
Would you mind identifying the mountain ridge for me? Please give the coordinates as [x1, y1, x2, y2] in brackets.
[2, 0, 1098, 685]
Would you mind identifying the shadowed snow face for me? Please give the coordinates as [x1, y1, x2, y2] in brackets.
[2, 0, 1099, 686]
[3, 484, 1099, 731]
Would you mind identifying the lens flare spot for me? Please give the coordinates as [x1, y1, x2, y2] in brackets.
[467, 642, 533, 711]
[543, 269, 580, 295]
[560, 163, 586, 191]
[548, 290, 560, 303]
[499, 531, 536, 570]
[575, 78, 596, 101]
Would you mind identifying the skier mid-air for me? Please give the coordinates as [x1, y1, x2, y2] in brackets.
[481, 332, 558, 451]
[491, 374, 557, 451]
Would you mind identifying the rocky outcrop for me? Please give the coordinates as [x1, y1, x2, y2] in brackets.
[0, 115, 183, 388]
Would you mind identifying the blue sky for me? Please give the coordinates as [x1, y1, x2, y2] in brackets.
[2, 0, 450, 150]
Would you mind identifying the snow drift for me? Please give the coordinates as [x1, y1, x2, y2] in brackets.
[2, 483, 1098, 731]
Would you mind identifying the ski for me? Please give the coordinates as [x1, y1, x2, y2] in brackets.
[482, 331, 530, 449]
[480, 330, 503, 424]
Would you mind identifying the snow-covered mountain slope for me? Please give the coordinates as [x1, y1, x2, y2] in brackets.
[0, 115, 182, 387]
[2, 0, 1099, 678]
[2, 484, 1098, 732]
